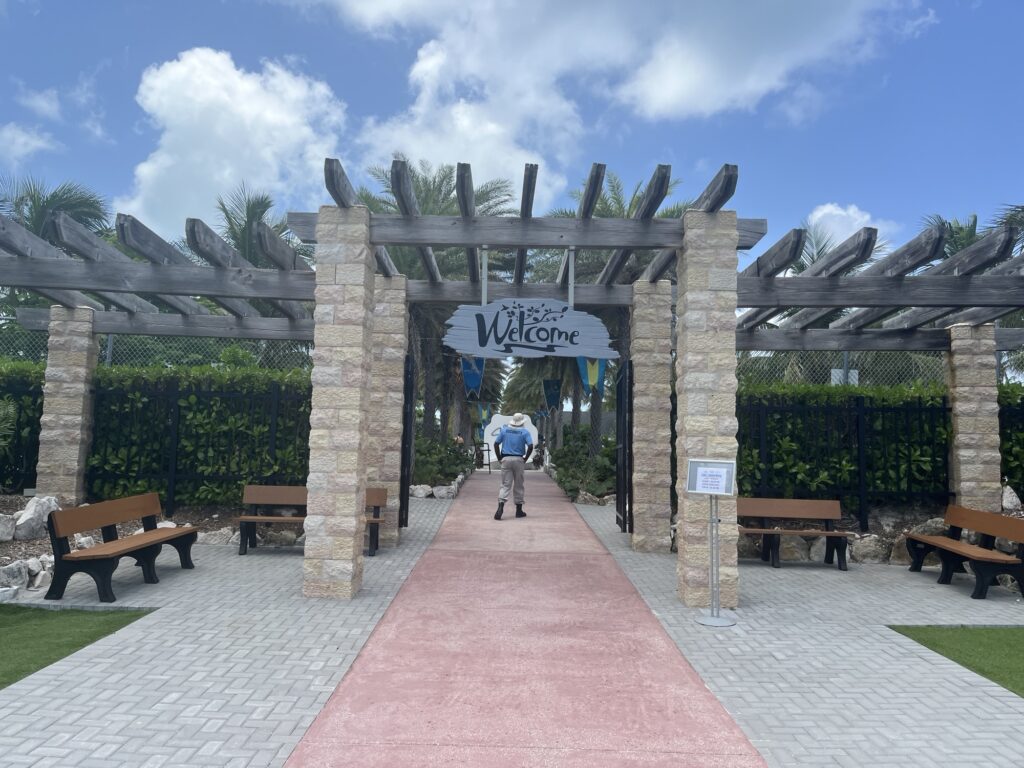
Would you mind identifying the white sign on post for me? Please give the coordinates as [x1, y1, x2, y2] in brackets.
[685, 458, 736, 497]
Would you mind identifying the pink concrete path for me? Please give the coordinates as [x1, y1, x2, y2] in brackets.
[288, 471, 764, 767]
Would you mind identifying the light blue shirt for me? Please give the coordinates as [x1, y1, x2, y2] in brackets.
[495, 425, 532, 457]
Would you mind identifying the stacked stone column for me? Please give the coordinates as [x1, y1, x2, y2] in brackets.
[35, 306, 100, 507]
[629, 280, 674, 552]
[365, 274, 409, 548]
[947, 324, 1002, 512]
[304, 206, 377, 598]
[674, 210, 740, 608]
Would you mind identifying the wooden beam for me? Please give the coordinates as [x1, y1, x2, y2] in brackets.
[0, 244, 100, 310]
[16, 307, 313, 341]
[739, 228, 808, 277]
[738, 226, 877, 329]
[596, 163, 671, 285]
[881, 227, 1018, 330]
[455, 163, 480, 283]
[390, 159, 443, 283]
[557, 162, 605, 287]
[323, 159, 399, 277]
[736, 327, 950, 352]
[738, 274, 1024, 308]
[942, 252, 1024, 326]
[186, 219, 310, 320]
[998, 329, 1024, 351]
[49, 212, 208, 316]
[407, 279, 632, 307]
[513, 163, 538, 285]
[116, 214, 258, 317]
[692, 164, 738, 212]
[0, 255, 314, 301]
[253, 221, 313, 272]
[641, 217, 768, 282]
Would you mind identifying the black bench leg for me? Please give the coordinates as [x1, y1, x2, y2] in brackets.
[907, 540, 932, 572]
[770, 535, 781, 568]
[824, 537, 836, 565]
[86, 560, 119, 603]
[131, 544, 162, 584]
[937, 551, 961, 585]
[970, 562, 998, 599]
[168, 532, 197, 569]
[45, 562, 74, 600]
[238, 521, 249, 555]
[249, 524, 259, 551]
[836, 538, 849, 571]
[760, 534, 771, 562]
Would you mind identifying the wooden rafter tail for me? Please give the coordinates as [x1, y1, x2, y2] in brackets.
[557, 162, 605, 288]
[116, 213, 258, 318]
[641, 219, 767, 286]
[513, 163, 538, 285]
[186, 219, 309, 320]
[254, 221, 313, 272]
[739, 226, 877, 330]
[829, 225, 949, 330]
[50, 212, 209, 316]
[882, 226, 1018, 330]
[0, 254, 314, 301]
[390, 159, 442, 283]
[734, 228, 809, 330]
[324, 157, 357, 207]
[692, 164, 738, 213]
[942, 250, 1024, 326]
[455, 162, 480, 284]
[15, 307, 314, 341]
[596, 163, 671, 286]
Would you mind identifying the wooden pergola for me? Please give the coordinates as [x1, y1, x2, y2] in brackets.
[2, 158, 1021, 352]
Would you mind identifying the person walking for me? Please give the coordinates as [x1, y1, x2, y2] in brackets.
[494, 413, 533, 520]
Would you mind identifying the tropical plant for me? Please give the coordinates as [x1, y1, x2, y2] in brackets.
[0, 398, 16, 455]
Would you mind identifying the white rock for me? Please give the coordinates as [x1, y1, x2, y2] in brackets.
[737, 535, 761, 559]
[0, 561, 30, 589]
[1002, 485, 1022, 514]
[808, 536, 827, 562]
[25, 557, 42, 576]
[14, 496, 59, 541]
[410, 485, 433, 498]
[0, 514, 15, 542]
[432, 485, 455, 500]
[39, 553, 54, 570]
[851, 534, 890, 563]
[131, 520, 177, 536]
[196, 527, 235, 545]
[263, 529, 298, 547]
[27, 570, 51, 591]
[575, 490, 603, 506]
[74, 534, 96, 550]
[779, 537, 810, 561]
[229, 530, 241, 545]
[0, 586, 20, 603]
[295, 533, 306, 546]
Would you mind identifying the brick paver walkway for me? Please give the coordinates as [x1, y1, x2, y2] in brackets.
[288, 470, 764, 767]
[0, 497, 450, 768]
[578, 503, 1024, 768]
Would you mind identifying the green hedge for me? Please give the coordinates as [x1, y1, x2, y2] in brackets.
[412, 428, 474, 486]
[549, 426, 616, 500]
[0, 361, 44, 492]
[999, 384, 1024, 497]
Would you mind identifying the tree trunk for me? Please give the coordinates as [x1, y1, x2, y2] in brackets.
[588, 387, 603, 458]
[439, 350, 452, 438]
[421, 333, 438, 439]
[571, 375, 581, 433]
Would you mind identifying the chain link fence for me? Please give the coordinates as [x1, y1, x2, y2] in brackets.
[736, 350, 948, 387]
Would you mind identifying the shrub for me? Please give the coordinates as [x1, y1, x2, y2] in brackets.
[413, 428, 473, 486]
[549, 426, 616, 500]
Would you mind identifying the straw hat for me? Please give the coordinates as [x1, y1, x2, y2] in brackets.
[510, 412, 526, 426]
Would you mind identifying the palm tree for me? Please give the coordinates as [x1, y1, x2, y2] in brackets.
[356, 156, 516, 437]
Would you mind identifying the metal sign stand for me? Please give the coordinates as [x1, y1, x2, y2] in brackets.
[695, 494, 735, 627]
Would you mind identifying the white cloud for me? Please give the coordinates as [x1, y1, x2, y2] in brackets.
[901, 7, 938, 37]
[114, 48, 346, 239]
[807, 202, 901, 246]
[69, 68, 112, 142]
[280, 0, 933, 204]
[0, 122, 60, 168]
[13, 81, 61, 121]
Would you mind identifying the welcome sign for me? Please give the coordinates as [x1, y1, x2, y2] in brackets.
[443, 299, 619, 360]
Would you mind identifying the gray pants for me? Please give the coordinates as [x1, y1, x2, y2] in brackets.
[498, 456, 526, 504]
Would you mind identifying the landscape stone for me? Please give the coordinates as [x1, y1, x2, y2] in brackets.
[27, 570, 51, 591]
[1002, 485, 1022, 514]
[737, 534, 760, 559]
[910, 517, 948, 537]
[0, 586, 19, 603]
[779, 536, 809, 561]
[851, 534, 890, 564]
[74, 534, 96, 550]
[889, 534, 913, 566]
[0, 514, 14, 542]
[131, 520, 177, 536]
[0, 560, 30, 589]
[197, 527, 235, 545]
[432, 485, 455, 500]
[263, 529, 298, 547]
[808, 536, 827, 563]
[575, 490, 603, 506]
[410, 485, 433, 498]
[14, 495, 59, 541]
[25, 557, 42, 576]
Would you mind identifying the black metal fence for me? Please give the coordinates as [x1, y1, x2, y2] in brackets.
[86, 380, 311, 513]
[999, 402, 1024, 497]
[0, 379, 42, 493]
[737, 395, 952, 530]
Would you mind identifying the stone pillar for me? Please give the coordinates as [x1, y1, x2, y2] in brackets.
[674, 210, 740, 608]
[304, 206, 376, 599]
[365, 274, 408, 547]
[629, 280, 674, 552]
[947, 324, 1002, 512]
[36, 306, 100, 507]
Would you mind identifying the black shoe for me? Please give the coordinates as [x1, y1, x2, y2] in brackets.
[515, 504, 526, 518]
[494, 501, 504, 520]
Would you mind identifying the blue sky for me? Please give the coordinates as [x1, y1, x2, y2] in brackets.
[1, 0, 1020, 269]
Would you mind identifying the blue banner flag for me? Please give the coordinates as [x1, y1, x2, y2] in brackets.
[476, 402, 492, 424]
[543, 379, 562, 410]
[461, 356, 485, 400]
[576, 357, 607, 398]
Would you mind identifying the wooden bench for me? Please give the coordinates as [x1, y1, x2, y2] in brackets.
[738, 498, 854, 570]
[45, 493, 197, 603]
[906, 505, 1024, 599]
[236, 485, 307, 555]
[364, 487, 387, 558]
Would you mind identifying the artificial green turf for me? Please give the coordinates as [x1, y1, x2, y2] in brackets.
[892, 625, 1024, 697]
[0, 605, 149, 689]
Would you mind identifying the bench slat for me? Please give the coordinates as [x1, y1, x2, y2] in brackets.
[907, 533, 1021, 564]
[945, 505, 1024, 542]
[242, 485, 307, 506]
[51, 494, 162, 538]
[235, 515, 305, 523]
[740, 528, 852, 537]
[63, 526, 196, 560]
[737, 498, 841, 521]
